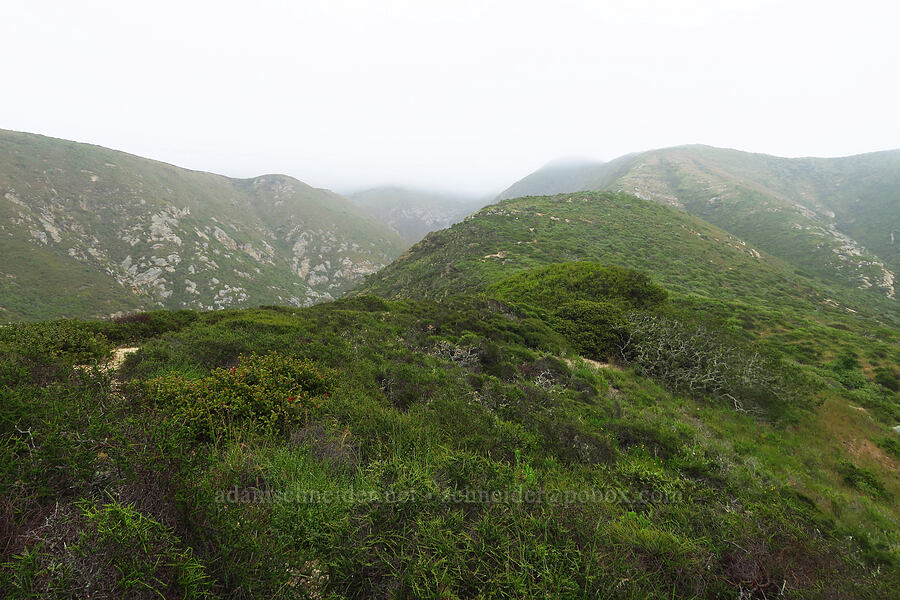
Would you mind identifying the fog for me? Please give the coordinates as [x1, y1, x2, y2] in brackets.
[2, 0, 899, 196]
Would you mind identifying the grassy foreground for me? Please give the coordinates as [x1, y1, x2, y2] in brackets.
[1, 274, 898, 598]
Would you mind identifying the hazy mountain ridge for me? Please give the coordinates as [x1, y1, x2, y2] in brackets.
[0, 130, 407, 321]
[499, 146, 899, 298]
[348, 185, 487, 242]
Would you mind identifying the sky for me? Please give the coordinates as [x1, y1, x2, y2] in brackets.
[2, 0, 899, 196]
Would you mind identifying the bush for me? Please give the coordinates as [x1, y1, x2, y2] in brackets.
[620, 312, 807, 414]
[488, 262, 668, 311]
[1, 500, 212, 599]
[377, 361, 450, 411]
[333, 294, 391, 312]
[89, 310, 199, 344]
[136, 352, 334, 442]
[487, 262, 665, 359]
[0, 320, 111, 365]
[873, 367, 899, 392]
[839, 461, 891, 500]
[876, 437, 900, 460]
[551, 300, 625, 359]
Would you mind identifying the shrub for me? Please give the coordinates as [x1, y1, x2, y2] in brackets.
[334, 294, 391, 312]
[551, 300, 625, 359]
[873, 367, 899, 392]
[136, 352, 334, 442]
[488, 262, 668, 311]
[1, 500, 211, 599]
[536, 416, 616, 465]
[876, 437, 900, 460]
[620, 312, 806, 414]
[487, 262, 665, 359]
[838, 461, 891, 500]
[0, 320, 111, 365]
[377, 361, 449, 411]
[74, 500, 212, 598]
[831, 365, 869, 390]
[90, 310, 199, 344]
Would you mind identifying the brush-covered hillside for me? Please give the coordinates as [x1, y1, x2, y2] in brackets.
[3, 193, 898, 597]
[357, 190, 899, 416]
[347, 186, 486, 243]
[0, 130, 407, 321]
[2, 275, 898, 598]
[499, 146, 900, 298]
[359, 191, 896, 323]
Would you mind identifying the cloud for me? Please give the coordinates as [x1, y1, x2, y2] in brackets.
[2, 0, 898, 195]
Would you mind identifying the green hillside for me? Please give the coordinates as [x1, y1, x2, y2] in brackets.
[2, 288, 898, 597]
[499, 146, 900, 298]
[2, 144, 899, 598]
[359, 191, 895, 321]
[357, 193, 899, 410]
[0, 130, 408, 321]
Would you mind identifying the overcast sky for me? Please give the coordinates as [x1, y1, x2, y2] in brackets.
[2, 0, 899, 195]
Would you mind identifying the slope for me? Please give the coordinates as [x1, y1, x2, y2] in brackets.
[498, 146, 900, 298]
[359, 191, 884, 319]
[2, 295, 897, 598]
[0, 129, 407, 321]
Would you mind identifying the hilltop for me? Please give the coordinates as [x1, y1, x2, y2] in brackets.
[359, 191, 894, 321]
[0, 130, 408, 321]
[499, 146, 900, 298]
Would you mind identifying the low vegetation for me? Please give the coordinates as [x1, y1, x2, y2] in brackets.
[2, 271, 898, 597]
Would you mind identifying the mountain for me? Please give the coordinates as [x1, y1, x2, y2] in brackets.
[347, 185, 486, 242]
[0, 130, 408, 321]
[498, 146, 900, 298]
[358, 191, 894, 320]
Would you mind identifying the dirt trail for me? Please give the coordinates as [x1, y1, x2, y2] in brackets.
[564, 356, 622, 371]
[76, 346, 139, 389]
[106, 346, 139, 372]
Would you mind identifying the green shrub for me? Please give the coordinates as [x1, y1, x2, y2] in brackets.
[875, 437, 900, 460]
[75, 499, 212, 597]
[333, 294, 391, 312]
[551, 300, 625, 358]
[136, 352, 334, 442]
[0, 320, 111, 365]
[88, 309, 199, 344]
[488, 261, 668, 311]
[873, 367, 899, 392]
[377, 361, 451, 411]
[487, 262, 665, 359]
[1, 500, 211, 599]
[839, 461, 891, 500]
